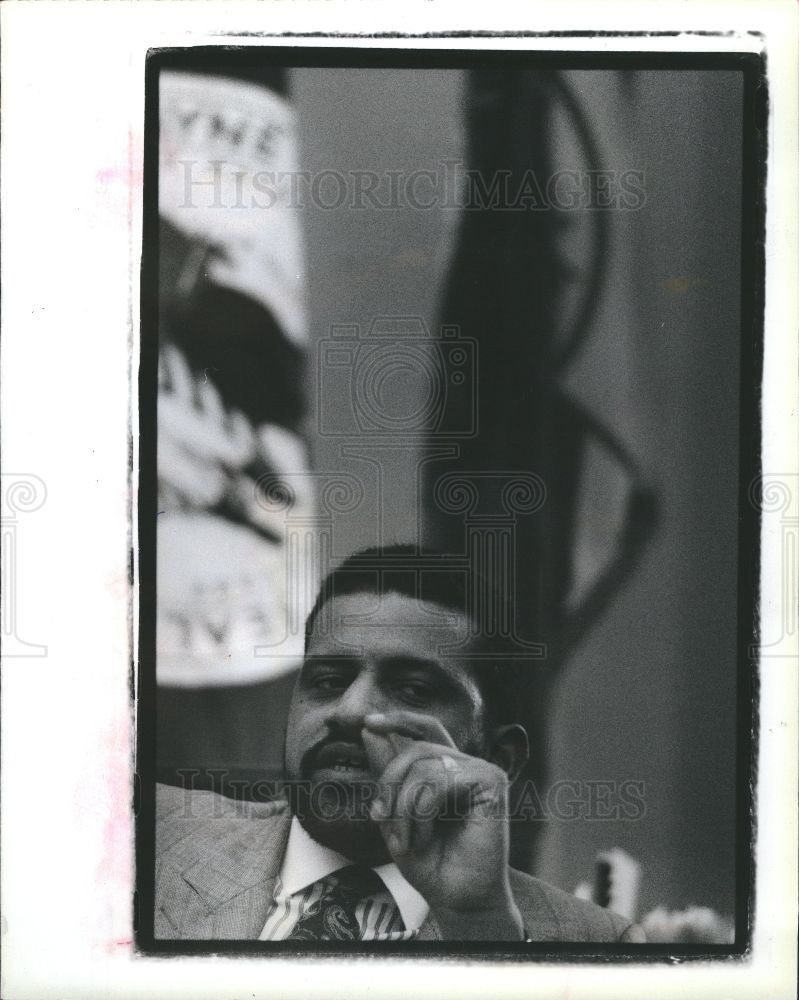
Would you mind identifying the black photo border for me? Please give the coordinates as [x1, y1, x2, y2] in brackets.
[135, 40, 767, 961]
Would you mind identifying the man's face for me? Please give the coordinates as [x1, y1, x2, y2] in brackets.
[283, 591, 486, 861]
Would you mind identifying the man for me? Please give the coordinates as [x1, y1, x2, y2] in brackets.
[155, 546, 644, 942]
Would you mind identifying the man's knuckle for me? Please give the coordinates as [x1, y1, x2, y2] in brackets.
[409, 756, 438, 784]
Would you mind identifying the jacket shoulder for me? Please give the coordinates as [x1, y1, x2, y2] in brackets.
[509, 867, 645, 942]
[155, 782, 288, 858]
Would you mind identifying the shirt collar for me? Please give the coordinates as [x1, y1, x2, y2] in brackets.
[280, 817, 429, 932]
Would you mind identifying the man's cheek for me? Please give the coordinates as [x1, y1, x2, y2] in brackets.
[283, 719, 307, 777]
[446, 716, 485, 757]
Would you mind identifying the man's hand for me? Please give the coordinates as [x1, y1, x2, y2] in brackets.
[361, 711, 524, 941]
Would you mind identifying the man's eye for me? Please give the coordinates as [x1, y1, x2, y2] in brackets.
[310, 673, 348, 693]
[395, 681, 435, 705]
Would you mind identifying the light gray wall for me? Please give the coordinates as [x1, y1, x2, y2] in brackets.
[292, 67, 742, 919]
[537, 69, 742, 919]
[292, 68, 464, 554]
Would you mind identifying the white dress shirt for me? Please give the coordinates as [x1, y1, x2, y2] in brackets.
[259, 817, 429, 941]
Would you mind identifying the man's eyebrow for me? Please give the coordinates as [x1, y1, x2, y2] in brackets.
[301, 654, 359, 670]
[379, 655, 476, 694]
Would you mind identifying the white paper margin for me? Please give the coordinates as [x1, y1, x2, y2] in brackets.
[1, 2, 796, 998]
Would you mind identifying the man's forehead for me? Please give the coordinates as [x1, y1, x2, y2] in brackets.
[309, 590, 471, 646]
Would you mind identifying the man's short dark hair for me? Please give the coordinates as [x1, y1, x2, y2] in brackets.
[304, 544, 544, 731]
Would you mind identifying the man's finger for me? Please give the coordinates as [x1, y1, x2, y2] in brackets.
[361, 729, 396, 777]
[383, 756, 461, 856]
[397, 770, 442, 855]
[387, 768, 445, 857]
[362, 729, 419, 829]
[369, 750, 451, 856]
[377, 742, 469, 797]
[363, 711, 457, 749]
[386, 761, 497, 859]
[369, 796, 413, 859]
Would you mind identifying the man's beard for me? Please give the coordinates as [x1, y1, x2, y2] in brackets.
[282, 726, 390, 865]
[281, 722, 488, 866]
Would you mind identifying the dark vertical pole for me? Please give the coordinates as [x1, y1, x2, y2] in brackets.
[426, 70, 566, 869]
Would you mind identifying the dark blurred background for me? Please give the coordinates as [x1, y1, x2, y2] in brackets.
[154, 64, 742, 926]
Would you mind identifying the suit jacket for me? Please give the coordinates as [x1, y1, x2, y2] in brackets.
[154, 783, 644, 942]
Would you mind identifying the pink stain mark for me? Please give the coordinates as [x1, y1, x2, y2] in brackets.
[94, 714, 135, 954]
[95, 129, 145, 241]
[95, 163, 144, 186]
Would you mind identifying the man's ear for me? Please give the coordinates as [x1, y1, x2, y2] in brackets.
[487, 724, 530, 782]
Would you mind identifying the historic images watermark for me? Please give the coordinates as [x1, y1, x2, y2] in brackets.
[171, 769, 648, 824]
[177, 160, 647, 213]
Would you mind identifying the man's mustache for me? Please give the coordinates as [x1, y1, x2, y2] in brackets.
[299, 728, 372, 778]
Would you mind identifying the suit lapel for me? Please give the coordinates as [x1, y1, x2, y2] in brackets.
[160, 803, 292, 939]
[158, 798, 562, 941]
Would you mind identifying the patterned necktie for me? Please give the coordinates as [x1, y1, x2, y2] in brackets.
[285, 865, 388, 941]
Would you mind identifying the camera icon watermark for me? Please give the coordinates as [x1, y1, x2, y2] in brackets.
[317, 317, 477, 440]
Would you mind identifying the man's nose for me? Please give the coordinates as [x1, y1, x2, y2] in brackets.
[327, 671, 384, 728]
